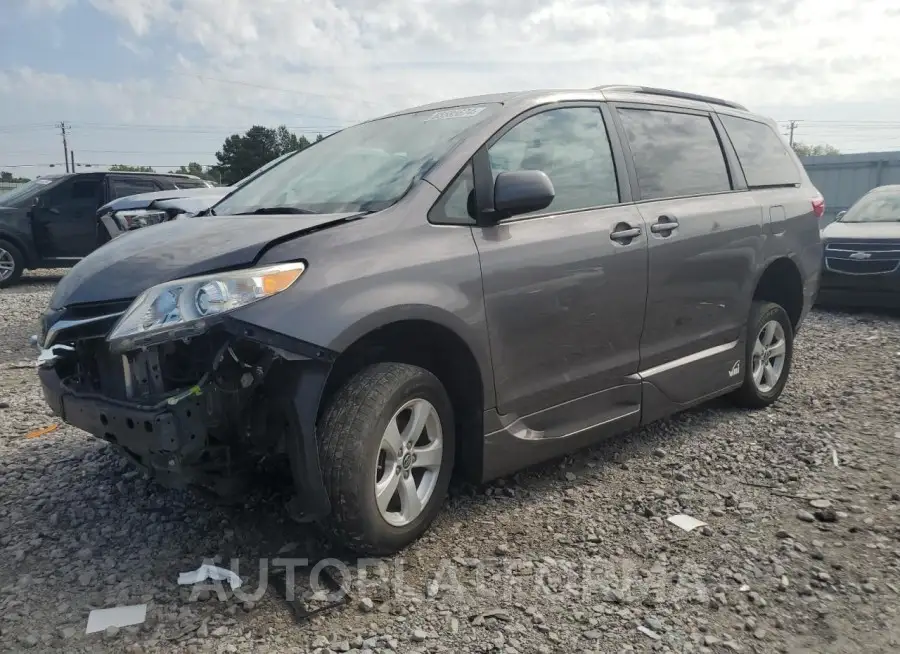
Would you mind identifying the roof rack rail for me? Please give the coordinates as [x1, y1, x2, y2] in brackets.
[593, 85, 747, 111]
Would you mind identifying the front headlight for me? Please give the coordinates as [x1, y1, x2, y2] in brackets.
[107, 262, 306, 351]
[114, 209, 169, 231]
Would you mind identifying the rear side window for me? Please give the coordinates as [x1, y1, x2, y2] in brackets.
[617, 108, 732, 201]
[110, 177, 160, 199]
[719, 114, 801, 188]
[171, 178, 207, 189]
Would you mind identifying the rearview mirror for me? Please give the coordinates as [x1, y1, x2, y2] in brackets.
[493, 170, 555, 219]
[835, 210, 846, 221]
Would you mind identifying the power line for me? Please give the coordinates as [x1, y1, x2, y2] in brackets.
[778, 119, 900, 126]
[0, 162, 218, 169]
[0, 122, 348, 135]
[172, 72, 382, 108]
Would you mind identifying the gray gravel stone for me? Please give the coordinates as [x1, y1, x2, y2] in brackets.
[1, 279, 899, 653]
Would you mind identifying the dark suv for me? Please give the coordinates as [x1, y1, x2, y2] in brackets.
[0, 171, 213, 286]
[35, 86, 823, 555]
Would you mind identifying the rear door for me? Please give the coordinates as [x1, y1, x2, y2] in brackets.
[32, 174, 106, 258]
[610, 104, 763, 416]
[467, 104, 648, 439]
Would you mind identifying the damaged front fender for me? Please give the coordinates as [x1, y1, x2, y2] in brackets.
[223, 317, 338, 522]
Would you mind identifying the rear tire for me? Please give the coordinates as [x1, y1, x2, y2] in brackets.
[0, 239, 24, 288]
[318, 362, 455, 555]
[729, 301, 794, 409]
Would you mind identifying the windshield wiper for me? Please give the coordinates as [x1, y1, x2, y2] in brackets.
[233, 206, 319, 215]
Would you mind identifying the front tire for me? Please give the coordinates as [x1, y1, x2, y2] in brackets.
[318, 362, 455, 555]
[0, 239, 24, 288]
[729, 301, 794, 408]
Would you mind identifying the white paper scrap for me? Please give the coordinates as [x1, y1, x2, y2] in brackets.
[178, 564, 243, 589]
[667, 514, 708, 532]
[85, 604, 147, 634]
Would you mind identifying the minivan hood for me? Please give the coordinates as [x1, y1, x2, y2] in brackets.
[50, 212, 360, 308]
[822, 221, 900, 241]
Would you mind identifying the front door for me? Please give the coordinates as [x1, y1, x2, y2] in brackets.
[470, 105, 648, 442]
[612, 105, 763, 413]
[31, 175, 105, 258]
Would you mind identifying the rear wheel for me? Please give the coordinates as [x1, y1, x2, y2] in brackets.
[0, 239, 24, 288]
[729, 301, 794, 408]
[318, 362, 455, 555]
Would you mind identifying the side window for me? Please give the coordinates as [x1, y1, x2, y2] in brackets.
[617, 108, 732, 201]
[487, 107, 619, 215]
[43, 177, 103, 210]
[431, 163, 475, 224]
[110, 177, 160, 199]
[719, 114, 801, 188]
[172, 179, 207, 189]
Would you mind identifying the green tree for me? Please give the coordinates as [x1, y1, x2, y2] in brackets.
[214, 125, 312, 185]
[0, 171, 31, 183]
[169, 161, 218, 183]
[108, 164, 155, 172]
[792, 142, 840, 157]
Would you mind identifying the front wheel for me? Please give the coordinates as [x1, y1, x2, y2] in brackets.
[0, 239, 24, 288]
[318, 362, 455, 555]
[729, 301, 794, 409]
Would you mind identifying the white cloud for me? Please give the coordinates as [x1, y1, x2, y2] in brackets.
[4, 0, 900, 176]
[25, 0, 75, 12]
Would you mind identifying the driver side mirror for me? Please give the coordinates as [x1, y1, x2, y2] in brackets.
[835, 210, 846, 221]
[493, 170, 555, 220]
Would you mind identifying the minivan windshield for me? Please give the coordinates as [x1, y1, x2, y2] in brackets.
[0, 176, 61, 207]
[841, 189, 900, 223]
[213, 103, 499, 216]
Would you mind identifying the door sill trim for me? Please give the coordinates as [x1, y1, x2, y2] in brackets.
[627, 339, 739, 380]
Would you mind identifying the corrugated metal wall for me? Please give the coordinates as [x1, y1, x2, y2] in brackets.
[800, 151, 900, 224]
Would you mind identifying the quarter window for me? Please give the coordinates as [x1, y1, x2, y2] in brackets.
[110, 177, 160, 199]
[431, 163, 475, 224]
[617, 108, 732, 200]
[719, 114, 801, 188]
[487, 107, 620, 215]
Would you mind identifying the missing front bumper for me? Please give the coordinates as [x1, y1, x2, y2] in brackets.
[37, 327, 338, 520]
[39, 366, 221, 488]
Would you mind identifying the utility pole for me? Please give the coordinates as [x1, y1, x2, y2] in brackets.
[58, 122, 70, 172]
[788, 120, 798, 147]
[70, 150, 75, 172]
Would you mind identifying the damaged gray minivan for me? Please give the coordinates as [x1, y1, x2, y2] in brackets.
[36, 86, 823, 554]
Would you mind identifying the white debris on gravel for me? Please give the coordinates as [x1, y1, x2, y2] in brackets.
[1, 271, 900, 653]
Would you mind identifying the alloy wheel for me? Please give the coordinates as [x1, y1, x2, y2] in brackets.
[0, 247, 14, 282]
[374, 398, 444, 527]
[752, 319, 787, 393]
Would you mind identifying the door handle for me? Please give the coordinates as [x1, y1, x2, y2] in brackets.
[610, 225, 642, 243]
[650, 215, 679, 234]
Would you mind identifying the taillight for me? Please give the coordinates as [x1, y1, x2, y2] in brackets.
[811, 196, 825, 218]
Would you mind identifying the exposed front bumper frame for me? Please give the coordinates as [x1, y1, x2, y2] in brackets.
[38, 320, 339, 521]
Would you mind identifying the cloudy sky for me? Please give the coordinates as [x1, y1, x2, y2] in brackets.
[2, 0, 900, 178]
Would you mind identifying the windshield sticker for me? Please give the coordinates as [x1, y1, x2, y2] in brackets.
[425, 106, 486, 121]
[35, 178, 53, 185]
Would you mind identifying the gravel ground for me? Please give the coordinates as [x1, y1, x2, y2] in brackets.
[1, 272, 899, 654]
